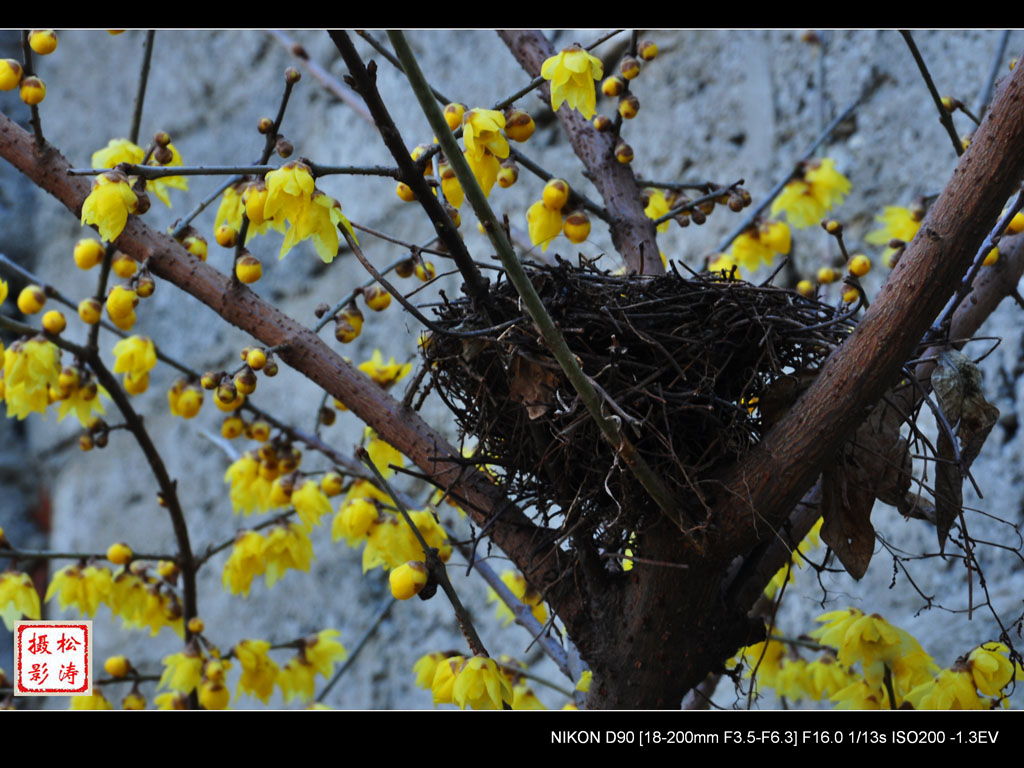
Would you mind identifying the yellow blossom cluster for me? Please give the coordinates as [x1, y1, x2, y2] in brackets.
[0, 571, 42, 630]
[45, 563, 184, 637]
[738, 609, 1017, 709]
[223, 444, 304, 516]
[729, 220, 791, 272]
[330, 479, 451, 573]
[770, 158, 850, 228]
[111, 335, 156, 395]
[2, 337, 61, 420]
[217, 162, 357, 263]
[277, 630, 348, 703]
[763, 517, 823, 599]
[221, 522, 314, 597]
[413, 652, 515, 709]
[865, 204, 924, 266]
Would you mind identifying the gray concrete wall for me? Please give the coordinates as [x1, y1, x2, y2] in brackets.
[1, 29, 1022, 709]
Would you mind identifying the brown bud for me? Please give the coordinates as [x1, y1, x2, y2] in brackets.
[263, 360, 279, 377]
[133, 189, 151, 215]
[285, 67, 301, 84]
[690, 209, 707, 225]
[314, 302, 331, 318]
[592, 114, 613, 132]
[319, 407, 336, 426]
[291, 43, 309, 60]
[728, 194, 744, 213]
[697, 200, 715, 216]
[135, 271, 156, 298]
[276, 137, 293, 159]
[395, 258, 415, 278]
[154, 131, 171, 147]
[674, 214, 690, 228]
[94, 431, 109, 449]
[257, 117, 274, 134]
[154, 145, 173, 165]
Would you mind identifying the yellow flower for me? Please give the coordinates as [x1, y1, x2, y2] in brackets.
[904, 669, 985, 710]
[91, 138, 188, 208]
[453, 655, 512, 710]
[431, 655, 466, 705]
[291, 480, 332, 531]
[413, 652, 447, 689]
[527, 200, 563, 252]
[264, 162, 316, 224]
[3, 338, 61, 420]
[803, 655, 855, 700]
[0, 571, 42, 630]
[644, 189, 671, 233]
[214, 184, 245, 232]
[541, 45, 604, 120]
[112, 335, 156, 388]
[771, 158, 850, 229]
[575, 669, 592, 692]
[279, 191, 356, 263]
[465, 150, 500, 197]
[235, 639, 280, 704]
[462, 108, 509, 162]
[57, 382, 109, 427]
[830, 678, 891, 710]
[707, 253, 742, 280]
[730, 220, 791, 271]
[224, 453, 273, 516]
[262, 523, 313, 588]
[364, 427, 404, 480]
[967, 643, 1015, 697]
[358, 349, 412, 388]
[512, 682, 547, 709]
[81, 171, 139, 242]
[222, 530, 266, 597]
[741, 635, 787, 689]
[304, 629, 348, 678]
[865, 205, 923, 265]
[159, 647, 204, 694]
[278, 657, 316, 703]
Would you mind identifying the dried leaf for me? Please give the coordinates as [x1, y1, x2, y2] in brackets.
[509, 354, 559, 420]
[821, 459, 876, 580]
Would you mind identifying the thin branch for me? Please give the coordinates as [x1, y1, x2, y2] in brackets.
[267, 30, 374, 125]
[331, 31, 492, 311]
[358, 449, 488, 657]
[69, 162, 400, 180]
[317, 597, 394, 701]
[0, 548, 175, 562]
[975, 30, 1011, 118]
[129, 31, 155, 145]
[717, 94, 862, 252]
[900, 30, 964, 158]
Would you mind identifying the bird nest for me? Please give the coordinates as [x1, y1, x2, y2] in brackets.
[420, 261, 856, 554]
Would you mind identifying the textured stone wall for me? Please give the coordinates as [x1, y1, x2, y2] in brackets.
[1, 29, 1022, 709]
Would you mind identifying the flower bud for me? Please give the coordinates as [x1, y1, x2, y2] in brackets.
[542, 179, 570, 211]
[615, 141, 634, 164]
[563, 211, 591, 244]
[235, 254, 262, 284]
[285, 67, 301, 84]
[29, 30, 58, 56]
[364, 283, 391, 311]
[257, 116, 274, 134]
[111, 251, 137, 278]
[504, 109, 535, 142]
[620, 56, 640, 80]
[42, 310, 66, 335]
[592, 114, 612, 132]
[74, 238, 105, 270]
[618, 94, 639, 119]
[17, 285, 46, 314]
[602, 75, 625, 97]
[275, 137, 294, 159]
[78, 298, 102, 325]
[0, 59, 23, 91]
[638, 40, 658, 61]
[443, 103, 466, 131]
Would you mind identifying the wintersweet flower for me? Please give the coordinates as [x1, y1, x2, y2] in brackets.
[222, 530, 266, 597]
[512, 682, 547, 709]
[904, 669, 985, 710]
[57, 382, 109, 427]
[214, 184, 245, 232]
[730, 220, 791, 271]
[44, 564, 112, 617]
[465, 150, 500, 197]
[967, 643, 1015, 697]
[644, 189, 671, 233]
[70, 692, 114, 710]
[866, 205, 924, 266]
[462, 108, 509, 162]
[159, 647, 204, 693]
[3, 338, 61, 420]
[261, 523, 314, 588]
[707, 252, 743, 280]
[527, 200, 563, 252]
[81, 171, 139, 242]
[414, 652, 447, 689]
[112, 335, 156, 394]
[291, 480, 332, 531]
[235, 639, 280, 704]
[278, 657, 316, 703]
[224, 453, 273, 516]
[541, 45, 604, 120]
[264, 162, 316, 224]
[771, 158, 850, 228]
[359, 349, 412, 388]
[91, 138, 188, 208]
[279, 191, 356, 263]
[0, 571, 42, 630]
[304, 630, 348, 679]
[364, 427, 404, 479]
[453, 655, 512, 710]
[741, 635, 788, 689]
[431, 655, 466, 705]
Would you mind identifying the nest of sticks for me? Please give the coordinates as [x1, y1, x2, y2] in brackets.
[421, 261, 857, 557]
